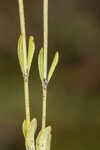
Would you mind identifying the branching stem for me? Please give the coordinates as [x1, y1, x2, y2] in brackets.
[18, 0, 30, 128]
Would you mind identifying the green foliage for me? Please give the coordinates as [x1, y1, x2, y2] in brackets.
[38, 49, 59, 84]
[38, 48, 44, 83]
[48, 51, 59, 83]
[17, 35, 35, 75]
[17, 34, 24, 73]
[28, 36, 35, 73]
[18, 0, 58, 150]
[22, 118, 37, 150]
[22, 120, 27, 138]
[36, 126, 52, 150]
[22, 119, 52, 150]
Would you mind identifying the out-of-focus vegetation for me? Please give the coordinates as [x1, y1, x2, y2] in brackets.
[0, 0, 100, 150]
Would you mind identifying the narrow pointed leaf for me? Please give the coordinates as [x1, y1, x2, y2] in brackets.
[22, 120, 27, 138]
[27, 36, 35, 73]
[25, 118, 37, 150]
[48, 51, 59, 82]
[17, 34, 24, 73]
[36, 126, 52, 150]
[38, 48, 44, 82]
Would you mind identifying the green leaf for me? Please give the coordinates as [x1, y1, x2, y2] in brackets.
[25, 118, 37, 150]
[22, 120, 27, 138]
[48, 51, 59, 82]
[17, 34, 24, 73]
[36, 126, 52, 150]
[38, 48, 44, 82]
[27, 36, 35, 73]
[26, 118, 37, 138]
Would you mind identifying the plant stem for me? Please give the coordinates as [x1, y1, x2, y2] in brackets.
[42, 0, 48, 129]
[42, 86, 47, 129]
[18, 0, 30, 128]
[24, 77, 30, 128]
[43, 0, 48, 79]
[18, 0, 27, 72]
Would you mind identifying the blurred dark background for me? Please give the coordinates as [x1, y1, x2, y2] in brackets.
[0, 0, 100, 149]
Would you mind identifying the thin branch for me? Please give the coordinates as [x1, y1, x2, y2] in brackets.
[42, 0, 48, 130]
[43, 0, 48, 79]
[42, 86, 47, 129]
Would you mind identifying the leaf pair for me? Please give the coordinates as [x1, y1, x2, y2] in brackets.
[17, 34, 35, 74]
[36, 126, 52, 150]
[22, 118, 37, 150]
[22, 119, 51, 150]
[18, 35, 59, 82]
[38, 48, 59, 84]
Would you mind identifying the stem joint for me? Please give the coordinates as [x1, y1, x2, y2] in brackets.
[43, 78, 48, 89]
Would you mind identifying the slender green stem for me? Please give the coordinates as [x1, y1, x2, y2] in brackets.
[42, 87, 47, 129]
[24, 77, 30, 127]
[18, 0, 30, 128]
[43, 0, 48, 79]
[18, 0, 27, 72]
[42, 0, 48, 129]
